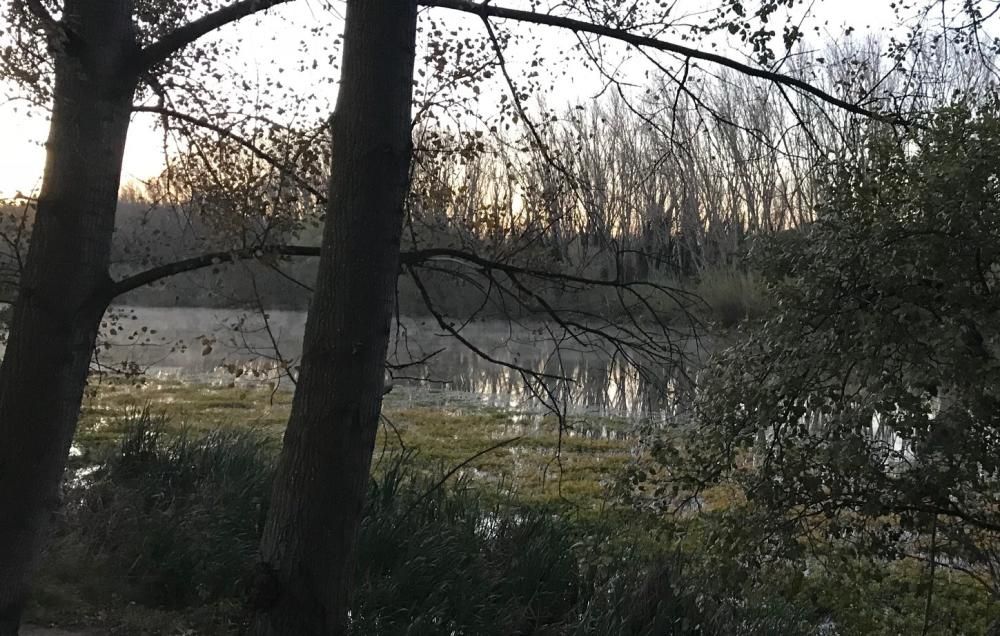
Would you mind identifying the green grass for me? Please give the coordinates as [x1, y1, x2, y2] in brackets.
[78, 378, 635, 508]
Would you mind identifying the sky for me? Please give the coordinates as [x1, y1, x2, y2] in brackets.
[0, 0, 909, 199]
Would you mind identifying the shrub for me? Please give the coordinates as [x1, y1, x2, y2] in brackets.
[639, 102, 1000, 632]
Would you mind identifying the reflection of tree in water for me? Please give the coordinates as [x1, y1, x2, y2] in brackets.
[387, 319, 700, 420]
[96, 307, 699, 420]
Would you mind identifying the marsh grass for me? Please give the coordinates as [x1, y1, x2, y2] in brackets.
[47, 409, 274, 606]
[32, 409, 275, 634]
[355, 450, 814, 636]
[78, 380, 636, 507]
[32, 407, 817, 635]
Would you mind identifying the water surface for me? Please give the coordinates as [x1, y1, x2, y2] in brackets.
[98, 306, 700, 420]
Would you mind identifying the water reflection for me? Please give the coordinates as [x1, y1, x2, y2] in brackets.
[386, 318, 701, 420]
[96, 307, 701, 420]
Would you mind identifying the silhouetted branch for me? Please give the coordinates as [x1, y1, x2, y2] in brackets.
[21, 0, 64, 46]
[139, 0, 295, 71]
[406, 264, 568, 382]
[421, 0, 905, 125]
[108, 244, 699, 323]
[480, 14, 574, 184]
[107, 244, 321, 301]
[131, 105, 328, 204]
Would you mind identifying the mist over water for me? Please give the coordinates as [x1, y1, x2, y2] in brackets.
[97, 306, 699, 420]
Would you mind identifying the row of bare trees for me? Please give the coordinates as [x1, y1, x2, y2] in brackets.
[409, 37, 997, 284]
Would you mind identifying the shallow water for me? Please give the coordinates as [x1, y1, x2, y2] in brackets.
[95, 306, 701, 420]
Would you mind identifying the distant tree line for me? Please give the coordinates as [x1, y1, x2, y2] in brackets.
[2, 38, 975, 318]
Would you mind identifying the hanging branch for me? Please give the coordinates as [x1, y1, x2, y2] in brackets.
[132, 105, 328, 204]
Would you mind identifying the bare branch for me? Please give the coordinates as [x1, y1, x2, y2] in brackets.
[420, 0, 905, 124]
[108, 244, 320, 301]
[132, 105, 327, 203]
[480, 14, 573, 184]
[105, 243, 698, 367]
[406, 264, 568, 382]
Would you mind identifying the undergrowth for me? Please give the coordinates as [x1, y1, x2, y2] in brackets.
[31, 409, 814, 635]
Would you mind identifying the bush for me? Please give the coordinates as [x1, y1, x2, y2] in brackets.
[638, 102, 1000, 633]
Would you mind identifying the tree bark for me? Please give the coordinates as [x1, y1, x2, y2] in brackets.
[250, 1, 418, 634]
[0, 3, 138, 633]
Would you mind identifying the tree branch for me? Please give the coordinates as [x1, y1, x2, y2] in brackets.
[104, 243, 700, 360]
[132, 105, 327, 203]
[404, 248, 697, 300]
[109, 243, 700, 302]
[138, 0, 294, 71]
[107, 244, 320, 301]
[420, 0, 904, 125]
[22, 0, 65, 48]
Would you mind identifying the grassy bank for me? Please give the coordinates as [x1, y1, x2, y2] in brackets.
[33, 386, 808, 635]
[26, 379, 1000, 635]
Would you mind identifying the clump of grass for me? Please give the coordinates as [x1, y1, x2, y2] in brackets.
[354, 451, 584, 635]
[353, 451, 815, 636]
[46, 408, 275, 612]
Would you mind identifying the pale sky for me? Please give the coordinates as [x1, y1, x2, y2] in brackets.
[0, 0, 912, 199]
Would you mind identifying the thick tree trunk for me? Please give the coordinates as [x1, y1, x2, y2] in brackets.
[0, 3, 138, 633]
[250, 1, 417, 634]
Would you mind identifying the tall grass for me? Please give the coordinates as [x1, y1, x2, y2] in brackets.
[35, 411, 814, 635]
[56, 409, 274, 608]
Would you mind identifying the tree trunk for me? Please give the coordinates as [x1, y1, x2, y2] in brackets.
[0, 3, 138, 632]
[250, 1, 417, 634]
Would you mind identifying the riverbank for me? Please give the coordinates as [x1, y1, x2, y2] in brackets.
[28, 381, 730, 635]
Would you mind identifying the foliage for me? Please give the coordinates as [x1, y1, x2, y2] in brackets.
[643, 102, 1000, 604]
